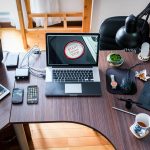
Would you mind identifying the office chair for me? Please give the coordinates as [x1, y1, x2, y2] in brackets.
[99, 16, 149, 50]
[0, 39, 3, 63]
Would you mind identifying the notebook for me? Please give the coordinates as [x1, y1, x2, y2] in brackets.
[45, 33, 101, 96]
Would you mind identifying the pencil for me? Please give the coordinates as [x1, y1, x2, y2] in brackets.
[112, 107, 136, 116]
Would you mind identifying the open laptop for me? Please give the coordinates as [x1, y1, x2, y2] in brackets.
[45, 33, 101, 96]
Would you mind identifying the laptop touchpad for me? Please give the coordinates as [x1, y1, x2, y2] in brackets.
[65, 84, 82, 93]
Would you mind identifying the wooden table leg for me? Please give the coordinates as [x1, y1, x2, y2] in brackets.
[13, 124, 29, 150]
[23, 123, 32, 141]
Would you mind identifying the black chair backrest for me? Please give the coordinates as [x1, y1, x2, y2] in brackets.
[0, 39, 3, 63]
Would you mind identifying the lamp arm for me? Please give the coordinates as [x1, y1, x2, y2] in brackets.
[136, 3, 150, 19]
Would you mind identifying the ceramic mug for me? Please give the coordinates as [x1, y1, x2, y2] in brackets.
[130, 113, 150, 138]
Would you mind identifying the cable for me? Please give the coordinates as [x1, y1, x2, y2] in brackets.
[29, 68, 45, 78]
[19, 48, 34, 68]
[129, 61, 147, 70]
[29, 66, 45, 73]
[19, 45, 40, 68]
[18, 45, 46, 79]
[27, 51, 46, 75]
[125, 61, 147, 85]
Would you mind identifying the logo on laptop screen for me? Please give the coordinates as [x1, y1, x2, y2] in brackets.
[64, 41, 84, 59]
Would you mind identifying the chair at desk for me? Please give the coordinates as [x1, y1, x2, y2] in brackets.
[99, 16, 149, 50]
[99, 16, 125, 50]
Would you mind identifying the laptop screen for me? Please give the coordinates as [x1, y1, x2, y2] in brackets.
[46, 33, 100, 66]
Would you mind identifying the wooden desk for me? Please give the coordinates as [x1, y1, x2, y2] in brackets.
[0, 53, 15, 130]
[10, 51, 150, 150]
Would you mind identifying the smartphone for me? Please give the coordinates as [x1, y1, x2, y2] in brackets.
[12, 88, 24, 104]
[27, 85, 38, 104]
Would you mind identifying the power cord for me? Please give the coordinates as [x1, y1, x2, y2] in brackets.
[19, 44, 40, 68]
[29, 68, 45, 78]
[120, 61, 148, 94]
[18, 45, 46, 79]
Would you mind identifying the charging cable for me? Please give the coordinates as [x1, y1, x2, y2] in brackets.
[18, 45, 46, 78]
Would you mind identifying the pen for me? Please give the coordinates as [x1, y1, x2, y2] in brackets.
[112, 107, 136, 116]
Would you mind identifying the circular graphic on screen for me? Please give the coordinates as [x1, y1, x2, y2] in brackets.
[64, 41, 84, 59]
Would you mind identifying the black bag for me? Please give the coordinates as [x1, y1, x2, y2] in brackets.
[99, 16, 149, 50]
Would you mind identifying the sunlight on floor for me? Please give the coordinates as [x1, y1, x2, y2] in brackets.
[29, 123, 115, 150]
[0, 29, 46, 52]
[0, 29, 25, 52]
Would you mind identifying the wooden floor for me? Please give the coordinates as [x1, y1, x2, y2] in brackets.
[0, 29, 114, 150]
[29, 123, 114, 150]
[0, 28, 46, 52]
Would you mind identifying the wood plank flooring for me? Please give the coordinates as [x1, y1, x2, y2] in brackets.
[0, 29, 115, 150]
[29, 123, 114, 150]
[0, 28, 46, 52]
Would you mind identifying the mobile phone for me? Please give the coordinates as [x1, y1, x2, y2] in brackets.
[27, 85, 38, 104]
[12, 88, 24, 104]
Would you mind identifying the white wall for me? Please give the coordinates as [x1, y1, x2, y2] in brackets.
[0, 0, 83, 27]
[91, 0, 150, 32]
[0, 0, 149, 31]
[59, 0, 83, 21]
[59, 0, 83, 11]
[0, 0, 10, 12]
[0, 0, 20, 27]
[0, 0, 83, 13]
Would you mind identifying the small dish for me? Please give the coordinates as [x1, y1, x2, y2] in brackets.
[138, 53, 150, 61]
[107, 53, 124, 67]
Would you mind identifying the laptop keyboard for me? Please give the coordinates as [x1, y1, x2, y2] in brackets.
[52, 69, 94, 82]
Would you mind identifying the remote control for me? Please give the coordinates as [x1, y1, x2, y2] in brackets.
[27, 85, 38, 104]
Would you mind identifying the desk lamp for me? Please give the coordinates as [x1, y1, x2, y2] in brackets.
[116, 3, 150, 49]
[116, 98, 142, 109]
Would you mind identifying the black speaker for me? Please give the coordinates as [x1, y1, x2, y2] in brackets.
[0, 39, 3, 63]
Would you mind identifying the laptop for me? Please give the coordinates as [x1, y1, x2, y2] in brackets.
[45, 33, 101, 96]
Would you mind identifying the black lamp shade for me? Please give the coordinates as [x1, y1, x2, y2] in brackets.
[115, 15, 143, 48]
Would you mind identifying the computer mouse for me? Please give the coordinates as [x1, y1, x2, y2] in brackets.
[120, 77, 135, 94]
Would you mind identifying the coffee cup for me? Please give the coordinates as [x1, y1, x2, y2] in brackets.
[130, 113, 150, 138]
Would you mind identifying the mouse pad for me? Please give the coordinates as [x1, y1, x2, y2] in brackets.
[106, 68, 137, 95]
[137, 81, 150, 111]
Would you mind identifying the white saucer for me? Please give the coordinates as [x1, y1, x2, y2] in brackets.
[138, 53, 150, 61]
[109, 60, 124, 67]
[130, 124, 149, 139]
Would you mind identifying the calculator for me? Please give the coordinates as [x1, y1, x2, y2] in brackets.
[27, 85, 38, 104]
